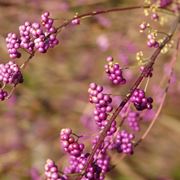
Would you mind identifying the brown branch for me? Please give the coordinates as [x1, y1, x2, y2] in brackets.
[78, 16, 180, 179]
[135, 32, 180, 147]
[2, 5, 174, 99]
[56, 5, 149, 32]
[116, 35, 180, 164]
[4, 5, 149, 99]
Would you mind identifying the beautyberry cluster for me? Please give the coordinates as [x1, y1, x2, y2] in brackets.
[0, 89, 8, 101]
[147, 32, 159, 48]
[104, 56, 126, 85]
[19, 21, 36, 53]
[126, 111, 140, 131]
[6, 11, 59, 58]
[85, 153, 110, 180]
[64, 153, 89, 174]
[93, 151, 110, 176]
[60, 128, 84, 157]
[115, 130, 134, 154]
[0, 61, 23, 85]
[64, 151, 109, 180]
[6, 33, 21, 59]
[88, 83, 116, 135]
[131, 88, 153, 111]
[44, 159, 67, 180]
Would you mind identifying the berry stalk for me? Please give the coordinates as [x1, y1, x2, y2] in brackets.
[79, 15, 180, 179]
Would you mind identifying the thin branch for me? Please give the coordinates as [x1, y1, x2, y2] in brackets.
[78, 16, 180, 179]
[92, 20, 180, 173]
[20, 52, 35, 69]
[56, 5, 149, 32]
[135, 32, 180, 147]
[4, 5, 149, 98]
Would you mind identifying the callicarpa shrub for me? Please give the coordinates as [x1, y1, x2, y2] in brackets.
[1, 0, 180, 179]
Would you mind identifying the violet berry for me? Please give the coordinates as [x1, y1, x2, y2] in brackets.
[64, 153, 89, 174]
[71, 18, 80, 25]
[131, 88, 153, 111]
[0, 61, 23, 85]
[115, 130, 134, 154]
[126, 111, 140, 131]
[147, 33, 159, 48]
[139, 22, 149, 32]
[88, 83, 116, 135]
[6, 33, 21, 59]
[0, 89, 8, 101]
[44, 159, 67, 180]
[60, 128, 84, 157]
[19, 21, 35, 53]
[104, 56, 126, 85]
[151, 13, 159, 21]
[6, 11, 59, 58]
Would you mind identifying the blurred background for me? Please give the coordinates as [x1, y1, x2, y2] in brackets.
[0, 0, 180, 179]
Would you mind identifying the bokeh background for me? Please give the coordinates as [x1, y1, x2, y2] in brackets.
[0, 0, 180, 179]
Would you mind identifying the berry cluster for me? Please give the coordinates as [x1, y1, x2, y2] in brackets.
[64, 152, 109, 180]
[44, 159, 67, 180]
[0, 61, 23, 85]
[147, 33, 159, 48]
[84, 164, 102, 180]
[60, 128, 84, 157]
[126, 111, 140, 131]
[6, 11, 59, 58]
[115, 130, 134, 154]
[64, 153, 89, 174]
[6, 33, 21, 59]
[88, 83, 116, 135]
[131, 88, 153, 111]
[0, 89, 8, 101]
[93, 151, 110, 177]
[19, 21, 36, 53]
[104, 56, 126, 85]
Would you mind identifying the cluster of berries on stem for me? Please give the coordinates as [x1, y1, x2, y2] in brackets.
[104, 56, 126, 85]
[6, 11, 59, 59]
[131, 88, 153, 111]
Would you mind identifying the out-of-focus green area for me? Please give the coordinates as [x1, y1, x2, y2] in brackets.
[0, 0, 180, 179]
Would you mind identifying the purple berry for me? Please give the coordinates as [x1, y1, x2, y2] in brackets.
[115, 130, 134, 154]
[105, 56, 126, 85]
[131, 88, 153, 111]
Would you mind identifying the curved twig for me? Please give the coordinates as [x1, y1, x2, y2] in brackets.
[79, 16, 180, 179]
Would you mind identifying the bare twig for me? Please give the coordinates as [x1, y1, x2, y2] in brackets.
[78, 16, 180, 179]
[135, 32, 180, 147]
